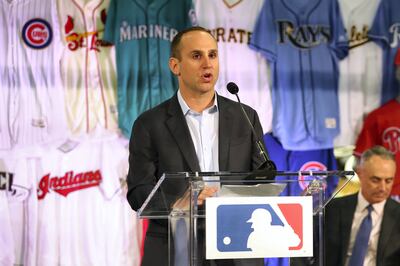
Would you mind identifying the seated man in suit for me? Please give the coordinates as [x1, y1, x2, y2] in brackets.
[126, 26, 267, 266]
[325, 145, 400, 266]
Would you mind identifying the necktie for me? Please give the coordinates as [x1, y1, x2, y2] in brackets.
[349, 205, 373, 266]
[174, 217, 189, 266]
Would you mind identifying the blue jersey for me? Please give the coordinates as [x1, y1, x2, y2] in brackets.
[369, 0, 400, 104]
[250, 0, 348, 150]
[103, 0, 196, 137]
[264, 133, 338, 198]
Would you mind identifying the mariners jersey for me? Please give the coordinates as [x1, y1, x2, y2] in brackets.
[35, 132, 141, 265]
[250, 0, 348, 150]
[194, 0, 273, 133]
[57, 0, 118, 134]
[369, 0, 400, 104]
[354, 99, 400, 195]
[103, 0, 196, 137]
[334, 0, 383, 147]
[0, 0, 68, 150]
[264, 133, 338, 198]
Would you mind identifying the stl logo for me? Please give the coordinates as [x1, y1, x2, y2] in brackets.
[22, 18, 53, 49]
[216, 204, 302, 252]
[298, 161, 327, 190]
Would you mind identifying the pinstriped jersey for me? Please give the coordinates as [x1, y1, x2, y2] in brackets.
[0, 0, 68, 150]
[57, 0, 118, 134]
[250, 0, 348, 150]
[103, 0, 196, 137]
[194, 0, 273, 133]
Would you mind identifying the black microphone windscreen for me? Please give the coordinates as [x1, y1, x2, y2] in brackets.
[226, 82, 239, 95]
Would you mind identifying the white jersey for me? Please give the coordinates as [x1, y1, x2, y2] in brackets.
[0, 148, 39, 266]
[35, 132, 141, 266]
[334, 0, 383, 146]
[194, 0, 273, 133]
[57, 0, 118, 134]
[0, 0, 68, 150]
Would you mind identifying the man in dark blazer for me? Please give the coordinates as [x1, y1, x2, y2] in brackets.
[325, 146, 400, 266]
[127, 27, 267, 265]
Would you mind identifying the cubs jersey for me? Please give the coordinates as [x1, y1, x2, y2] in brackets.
[369, 0, 400, 104]
[250, 0, 348, 150]
[264, 133, 339, 198]
[103, 0, 196, 137]
[0, 148, 39, 266]
[35, 132, 141, 265]
[354, 99, 400, 195]
[334, 0, 383, 147]
[57, 0, 119, 134]
[194, 0, 273, 133]
[0, 0, 68, 150]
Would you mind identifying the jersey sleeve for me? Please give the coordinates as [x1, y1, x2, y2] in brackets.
[369, 0, 391, 46]
[353, 114, 379, 156]
[103, 0, 116, 44]
[329, 0, 348, 60]
[249, 0, 277, 62]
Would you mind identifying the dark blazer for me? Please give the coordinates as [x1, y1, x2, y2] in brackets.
[325, 193, 400, 266]
[127, 94, 265, 266]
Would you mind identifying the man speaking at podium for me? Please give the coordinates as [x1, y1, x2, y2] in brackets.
[126, 26, 269, 265]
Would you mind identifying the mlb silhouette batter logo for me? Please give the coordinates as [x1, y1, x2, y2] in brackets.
[206, 196, 313, 259]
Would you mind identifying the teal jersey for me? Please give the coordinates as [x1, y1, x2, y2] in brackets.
[104, 0, 196, 137]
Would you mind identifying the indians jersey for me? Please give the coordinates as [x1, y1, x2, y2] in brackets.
[369, 0, 400, 104]
[194, 0, 273, 133]
[264, 133, 338, 198]
[0, 149, 39, 266]
[35, 132, 141, 265]
[250, 0, 348, 150]
[0, 0, 68, 150]
[334, 0, 383, 147]
[103, 0, 196, 137]
[57, 0, 118, 134]
[354, 99, 400, 195]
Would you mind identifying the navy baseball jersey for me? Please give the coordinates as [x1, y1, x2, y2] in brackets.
[103, 0, 196, 137]
[369, 0, 400, 104]
[250, 0, 348, 150]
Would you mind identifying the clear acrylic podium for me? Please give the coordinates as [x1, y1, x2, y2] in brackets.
[137, 170, 354, 266]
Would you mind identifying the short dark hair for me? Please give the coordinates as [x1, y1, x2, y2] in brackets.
[170, 26, 215, 59]
[360, 145, 395, 165]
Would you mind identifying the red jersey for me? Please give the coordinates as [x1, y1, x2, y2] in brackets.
[354, 99, 400, 195]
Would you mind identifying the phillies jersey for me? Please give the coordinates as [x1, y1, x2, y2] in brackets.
[369, 0, 400, 104]
[334, 0, 383, 147]
[57, 0, 118, 134]
[0, 0, 68, 150]
[250, 0, 348, 150]
[35, 132, 141, 265]
[194, 0, 273, 133]
[103, 0, 196, 137]
[264, 133, 338, 198]
[354, 99, 400, 195]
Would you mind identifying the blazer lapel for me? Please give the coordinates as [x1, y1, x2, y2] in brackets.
[166, 95, 200, 172]
[377, 199, 399, 265]
[217, 95, 233, 171]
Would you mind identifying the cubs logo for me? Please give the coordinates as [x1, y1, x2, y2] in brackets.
[298, 161, 327, 190]
[22, 18, 52, 49]
[382, 127, 400, 153]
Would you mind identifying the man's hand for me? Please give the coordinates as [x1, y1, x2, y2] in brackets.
[173, 185, 219, 210]
[197, 186, 218, 205]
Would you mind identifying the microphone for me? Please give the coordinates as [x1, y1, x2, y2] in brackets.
[226, 82, 276, 179]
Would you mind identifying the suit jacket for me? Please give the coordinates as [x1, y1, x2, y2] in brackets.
[325, 193, 400, 266]
[127, 93, 265, 266]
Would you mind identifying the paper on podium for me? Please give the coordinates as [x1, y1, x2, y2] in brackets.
[219, 183, 286, 197]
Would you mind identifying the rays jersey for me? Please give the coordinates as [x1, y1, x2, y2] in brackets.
[369, 0, 400, 104]
[0, 0, 68, 150]
[103, 0, 196, 137]
[57, 0, 118, 134]
[334, 0, 383, 147]
[354, 99, 400, 195]
[250, 0, 348, 150]
[194, 0, 273, 133]
[35, 133, 141, 265]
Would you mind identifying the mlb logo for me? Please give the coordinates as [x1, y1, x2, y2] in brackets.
[206, 196, 313, 259]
